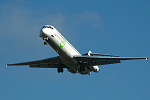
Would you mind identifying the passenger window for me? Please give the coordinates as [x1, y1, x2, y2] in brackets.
[50, 26, 53, 29]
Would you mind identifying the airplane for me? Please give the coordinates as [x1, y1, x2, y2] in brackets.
[6, 25, 148, 75]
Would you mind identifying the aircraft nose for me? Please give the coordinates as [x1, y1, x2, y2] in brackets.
[40, 28, 49, 37]
[41, 28, 46, 34]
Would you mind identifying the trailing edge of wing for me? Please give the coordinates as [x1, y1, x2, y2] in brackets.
[30, 63, 66, 68]
[74, 56, 148, 61]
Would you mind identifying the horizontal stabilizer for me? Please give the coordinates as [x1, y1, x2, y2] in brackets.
[83, 53, 119, 57]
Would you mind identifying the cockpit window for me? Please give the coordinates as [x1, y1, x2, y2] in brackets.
[42, 26, 53, 29]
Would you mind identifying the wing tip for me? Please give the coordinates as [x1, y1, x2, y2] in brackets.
[146, 57, 149, 60]
[6, 64, 11, 67]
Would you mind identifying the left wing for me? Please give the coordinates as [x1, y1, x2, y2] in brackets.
[6, 56, 66, 68]
[74, 55, 148, 66]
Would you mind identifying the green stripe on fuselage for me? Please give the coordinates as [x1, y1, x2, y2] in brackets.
[60, 35, 66, 48]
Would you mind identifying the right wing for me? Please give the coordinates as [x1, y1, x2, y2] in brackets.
[6, 56, 66, 68]
[74, 55, 147, 66]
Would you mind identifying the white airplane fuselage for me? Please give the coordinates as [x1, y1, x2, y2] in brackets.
[40, 25, 99, 74]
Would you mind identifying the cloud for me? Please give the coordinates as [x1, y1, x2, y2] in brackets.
[0, 1, 103, 60]
[74, 11, 102, 28]
[0, 1, 102, 37]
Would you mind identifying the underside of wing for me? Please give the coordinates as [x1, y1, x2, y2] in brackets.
[74, 55, 147, 66]
[6, 56, 66, 68]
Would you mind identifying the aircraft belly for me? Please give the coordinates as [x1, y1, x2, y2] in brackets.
[60, 56, 78, 66]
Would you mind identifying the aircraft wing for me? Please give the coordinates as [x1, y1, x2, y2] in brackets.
[6, 56, 66, 68]
[74, 55, 148, 66]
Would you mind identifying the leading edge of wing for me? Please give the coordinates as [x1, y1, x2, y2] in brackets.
[6, 56, 63, 67]
[74, 55, 148, 61]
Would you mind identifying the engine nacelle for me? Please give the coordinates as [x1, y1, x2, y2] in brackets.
[89, 65, 99, 72]
[78, 67, 91, 75]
